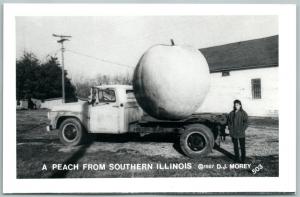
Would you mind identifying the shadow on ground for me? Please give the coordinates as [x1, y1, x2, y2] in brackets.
[50, 142, 93, 178]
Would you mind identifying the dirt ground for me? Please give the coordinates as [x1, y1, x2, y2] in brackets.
[16, 109, 278, 178]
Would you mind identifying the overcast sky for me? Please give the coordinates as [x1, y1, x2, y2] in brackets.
[16, 16, 278, 82]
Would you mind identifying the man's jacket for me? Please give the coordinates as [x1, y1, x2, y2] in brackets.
[227, 109, 248, 138]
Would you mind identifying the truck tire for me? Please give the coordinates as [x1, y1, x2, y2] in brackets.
[180, 124, 214, 158]
[58, 118, 86, 146]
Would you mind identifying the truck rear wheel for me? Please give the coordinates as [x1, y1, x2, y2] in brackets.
[59, 118, 86, 146]
[180, 124, 214, 158]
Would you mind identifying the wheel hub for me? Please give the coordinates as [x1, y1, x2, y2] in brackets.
[63, 124, 77, 141]
[187, 133, 206, 151]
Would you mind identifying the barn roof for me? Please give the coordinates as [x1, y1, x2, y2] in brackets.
[199, 35, 278, 73]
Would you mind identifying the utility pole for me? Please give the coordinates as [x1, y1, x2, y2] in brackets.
[52, 34, 71, 103]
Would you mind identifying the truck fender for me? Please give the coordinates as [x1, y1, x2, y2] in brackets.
[55, 115, 83, 130]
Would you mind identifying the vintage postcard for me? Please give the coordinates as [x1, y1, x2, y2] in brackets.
[3, 3, 296, 194]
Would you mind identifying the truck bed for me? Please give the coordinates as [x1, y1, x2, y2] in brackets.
[128, 113, 227, 134]
[138, 113, 227, 125]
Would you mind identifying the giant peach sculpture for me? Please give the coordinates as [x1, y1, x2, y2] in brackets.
[133, 42, 211, 120]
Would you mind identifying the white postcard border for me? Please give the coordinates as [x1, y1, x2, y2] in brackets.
[3, 4, 296, 193]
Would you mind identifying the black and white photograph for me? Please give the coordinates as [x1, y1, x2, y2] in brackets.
[3, 4, 296, 194]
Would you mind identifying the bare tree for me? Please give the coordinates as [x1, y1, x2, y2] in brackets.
[75, 73, 133, 98]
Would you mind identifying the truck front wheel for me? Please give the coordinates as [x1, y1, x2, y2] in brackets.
[180, 124, 214, 158]
[59, 118, 86, 146]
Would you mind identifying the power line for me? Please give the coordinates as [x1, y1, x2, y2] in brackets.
[66, 49, 134, 69]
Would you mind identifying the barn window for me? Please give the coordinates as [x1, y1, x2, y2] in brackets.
[222, 71, 230, 77]
[251, 78, 261, 99]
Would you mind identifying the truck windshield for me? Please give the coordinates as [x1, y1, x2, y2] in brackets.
[98, 89, 116, 102]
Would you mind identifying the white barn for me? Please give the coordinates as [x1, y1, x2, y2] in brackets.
[197, 35, 278, 117]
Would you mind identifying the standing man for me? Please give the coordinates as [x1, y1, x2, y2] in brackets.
[228, 100, 248, 163]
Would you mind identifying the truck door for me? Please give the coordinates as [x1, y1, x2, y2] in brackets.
[89, 88, 120, 133]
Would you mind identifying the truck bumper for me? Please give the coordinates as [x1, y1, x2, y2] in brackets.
[46, 125, 53, 132]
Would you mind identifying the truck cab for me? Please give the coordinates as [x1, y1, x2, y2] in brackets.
[88, 85, 143, 134]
